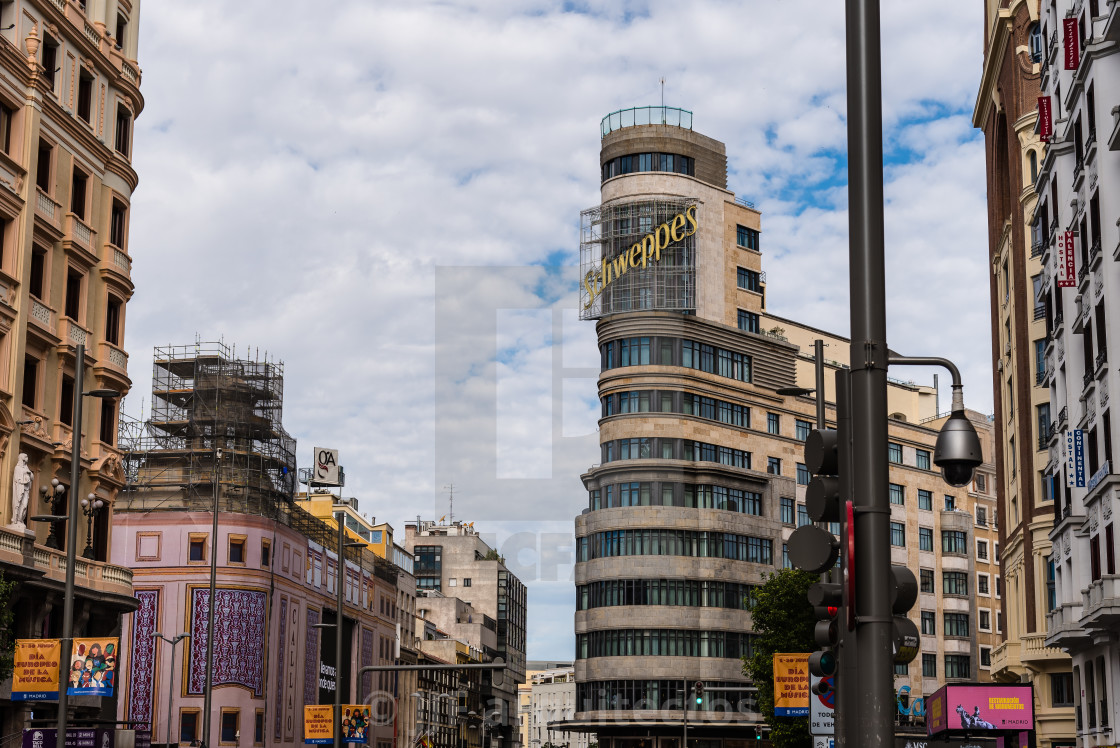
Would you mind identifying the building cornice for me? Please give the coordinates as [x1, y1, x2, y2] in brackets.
[974, 8, 1013, 129]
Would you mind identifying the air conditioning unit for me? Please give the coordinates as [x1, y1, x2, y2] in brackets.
[998, 359, 1004, 372]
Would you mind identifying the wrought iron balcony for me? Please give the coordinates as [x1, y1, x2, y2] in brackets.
[1034, 304, 1046, 320]
[1031, 239, 1045, 258]
[1038, 433, 1050, 451]
[1058, 406, 1069, 426]
[1096, 349, 1107, 371]
[1084, 370, 1095, 390]
[1037, 369, 1047, 386]
[1079, 264, 1090, 284]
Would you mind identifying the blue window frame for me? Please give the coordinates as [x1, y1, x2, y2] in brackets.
[796, 463, 811, 485]
[738, 310, 760, 334]
[918, 489, 933, 511]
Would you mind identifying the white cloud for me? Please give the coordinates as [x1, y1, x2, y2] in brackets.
[124, 0, 991, 659]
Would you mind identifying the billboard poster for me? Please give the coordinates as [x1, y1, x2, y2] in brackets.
[13, 639, 61, 701]
[66, 638, 119, 696]
[1066, 430, 1086, 488]
[1038, 97, 1052, 142]
[21, 729, 115, 748]
[313, 448, 341, 486]
[810, 674, 835, 735]
[927, 685, 1034, 735]
[304, 706, 333, 745]
[1056, 231, 1075, 287]
[773, 653, 809, 717]
[1064, 18, 1080, 69]
[341, 706, 370, 744]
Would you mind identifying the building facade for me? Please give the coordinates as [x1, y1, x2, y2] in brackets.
[114, 343, 403, 748]
[974, 2, 1078, 747]
[404, 520, 528, 748]
[570, 108, 998, 746]
[1032, 1, 1120, 746]
[0, 0, 142, 736]
[524, 667, 591, 748]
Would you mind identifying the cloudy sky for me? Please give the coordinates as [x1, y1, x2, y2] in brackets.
[125, 1, 992, 660]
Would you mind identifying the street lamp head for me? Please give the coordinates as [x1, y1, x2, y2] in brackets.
[776, 386, 815, 397]
[933, 410, 983, 488]
[84, 388, 121, 399]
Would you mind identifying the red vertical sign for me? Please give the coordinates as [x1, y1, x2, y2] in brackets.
[1064, 18, 1080, 69]
[1057, 231, 1076, 287]
[1039, 97, 1052, 142]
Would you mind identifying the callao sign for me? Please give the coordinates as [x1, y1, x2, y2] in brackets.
[313, 447, 341, 486]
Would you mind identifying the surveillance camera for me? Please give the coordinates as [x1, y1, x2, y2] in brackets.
[933, 411, 983, 488]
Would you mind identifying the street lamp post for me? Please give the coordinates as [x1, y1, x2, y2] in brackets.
[201, 446, 222, 748]
[153, 633, 190, 748]
[56, 344, 119, 748]
[79, 493, 104, 560]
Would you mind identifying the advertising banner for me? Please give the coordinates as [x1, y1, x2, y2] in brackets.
[1056, 231, 1076, 287]
[810, 674, 835, 735]
[313, 448, 341, 486]
[13, 639, 61, 701]
[341, 706, 370, 744]
[22, 729, 115, 748]
[773, 653, 809, 717]
[1066, 430, 1086, 488]
[66, 638, 118, 696]
[927, 685, 1034, 735]
[304, 706, 333, 745]
[1064, 18, 1080, 69]
[1038, 97, 1052, 142]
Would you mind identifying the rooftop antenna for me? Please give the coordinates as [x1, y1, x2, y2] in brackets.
[444, 483, 455, 524]
[659, 77, 665, 108]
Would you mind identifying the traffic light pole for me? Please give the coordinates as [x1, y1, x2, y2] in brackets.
[845, 1, 893, 747]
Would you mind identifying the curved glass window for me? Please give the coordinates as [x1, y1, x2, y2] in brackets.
[600, 336, 752, 383]
[602, 389, 751, 428]
[602, 152, 695, 181]
[587, 481, 762, 514]
[601, 437, 751, 469]
[576, 579, 758, 610]
[576, 529, 773, 564]
[577, 628, 755, 659]
[576, 680, 758, 713]
[1029, 23, 1043, 63]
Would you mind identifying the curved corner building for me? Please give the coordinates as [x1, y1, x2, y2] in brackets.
[572, 107, 786, 743]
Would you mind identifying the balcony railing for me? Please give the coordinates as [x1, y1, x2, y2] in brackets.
[30, 298, 54, 329]
[1096, 349, 1108, 371]
[1055, 307, 1065, 327]
[1091, 237, 1102, 263]
[1034, 304, 1046, 320]
[1058, 406, 1069, 426]
[1031, 239, 1045, 258]
[1037, 369, 1047, 386]
[1079, 264, 1090, 284]
[1074, 154, 1086, 182]
[1039, 433, 1050, 451]
[1084, 370, 1095, 390]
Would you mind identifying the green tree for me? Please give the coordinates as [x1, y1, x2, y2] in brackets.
[742, 569, 816, 748]
[0, 570, 17, 682]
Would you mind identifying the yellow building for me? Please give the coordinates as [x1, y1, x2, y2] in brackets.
[973, 2, 1076, 746]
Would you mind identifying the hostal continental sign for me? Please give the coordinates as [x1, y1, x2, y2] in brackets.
[580, 202, 698, 318]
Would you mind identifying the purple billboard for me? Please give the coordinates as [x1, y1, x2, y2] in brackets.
[926, 685, 1033, 735]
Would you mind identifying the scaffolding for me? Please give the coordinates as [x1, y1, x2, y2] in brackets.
[579, 197, 697, 320]
[119, 341, 297, 518]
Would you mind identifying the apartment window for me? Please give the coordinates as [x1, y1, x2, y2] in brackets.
[918, 489, 932, 511]
[115, 105, 131, 155]
[919, 527, 933, 552]
[105, 296, 122, 346]
[944, 571, 968, 596]
[944, 494, 956, 511]
[737, 267, 761, 292]
[1046, 557, 1056, 611]
[261, 540, 271, 568]
[979, 609, 991, 631]
[188, 535, 206, 562]
[890, 522, 906, 547]
[59, 375, 75, 426]
[977, 539, 989, 561]
[920, 568, 934, 593]
[976, 505, 988, 527]
[179, 712, 199, 745]
[77, 69, 94, 123]
[110, 200, 127, 248]
[942, 530, 967, 555]
[782, 543, 791, 569]
[0, 101, 13, 155]
[220, 709, 239, 744]
[71, 168, 88, 220]
[980, 646, 991, 668]
[736, 225, 759, 250]
[795, 419, 812, 441]
[254, 711, 264, 746]
[922, 654, 937, 678]
[1029, 22, 1043, 62]
[1106, 524, 1116, 576]
[767, 457, 781, 475]
[42, 35, 58, 91]
[887, 442, 902, 464]
[463, 578, 471, 587]
[944, 612, 969, 637]
[115, 13, 127, 49]
[894, 662, 908, 676]
[64, 268, 83, 320]
[229, 536, 246, 564]
[1052, 673, 1074, 707]
[889, 483, 904, 505]
[36, 139, 52, 192]
[21, 355, 38, 409]
[780, 497, 795, 525]
[976, 473, 987, 493]
[796, 463, 811, 485]
[995, 575, 1001, 598]
[767, 412, 780, 434]
[738, 309, 760, 334]
[915, 449, 931, 470]
[797, 504, 811, 528]
[99, 398, 117, 445]
[945, 655, 971, 680]
[920, 611, 935, 635]
[978, 573, 990, 596]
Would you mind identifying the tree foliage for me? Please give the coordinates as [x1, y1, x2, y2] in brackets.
[742, 569, 817, 748]
[0, 570, 17, 682]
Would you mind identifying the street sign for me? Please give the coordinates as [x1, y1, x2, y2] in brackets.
[811, 674, 835, 735]
[813, 737, 834, 748]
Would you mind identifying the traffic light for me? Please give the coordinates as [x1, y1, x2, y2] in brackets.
[693, 681, 703, 706]
[787, 427, 842, 573]
[890, 565, 920, 664]
[808, 581, 841, 689]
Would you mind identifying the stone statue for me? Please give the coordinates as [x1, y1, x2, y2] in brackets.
[10, 452, 31, 532]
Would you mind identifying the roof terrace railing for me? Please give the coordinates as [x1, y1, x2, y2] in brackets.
[601, 106, 693, 138]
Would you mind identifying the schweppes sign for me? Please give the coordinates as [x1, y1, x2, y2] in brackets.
[583, 204, 697, 311]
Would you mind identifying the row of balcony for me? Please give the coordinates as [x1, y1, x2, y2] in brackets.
[0, 523, 132, 595]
